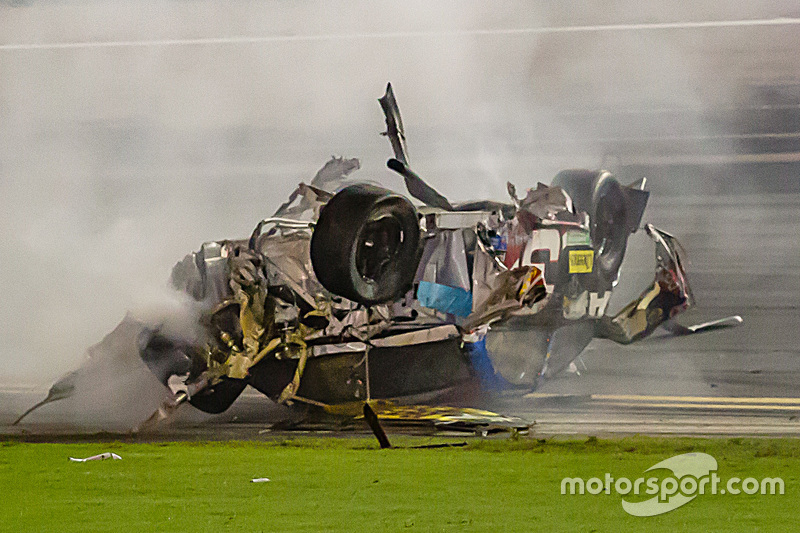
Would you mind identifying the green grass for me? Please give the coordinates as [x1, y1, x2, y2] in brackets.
[1, 436, 798, 532]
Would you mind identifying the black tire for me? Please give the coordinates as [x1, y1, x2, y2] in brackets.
[188, 378, 248, 414]
[551, 170, 628, 278]
[310, 184, 421, 305]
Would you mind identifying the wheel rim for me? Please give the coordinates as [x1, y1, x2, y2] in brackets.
[355, 215, 404, 283]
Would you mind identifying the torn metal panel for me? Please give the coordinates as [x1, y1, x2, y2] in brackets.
[597, 224, 694, 344]
[309, 156, 362, 192]
[518, 183, 575, 221]
[416, 229, 472, 292]
[503, 216, 529, 269]
[359, 401, 530, 433]
[170, 241, 232, 304]
[378, 83, 408, 164]
[470, 238, 506, 314]
[273, 157, 361, 220]
[258, 232, 322, 309]
[662, 315, 743, 335]
[468, 261, 547, 329]
[622, 178, 650, 233]
[282, 326, 460, 358]
[380, 83, 454, 211]
[424, 209, 492, 230]
[369, 325, 459, 348]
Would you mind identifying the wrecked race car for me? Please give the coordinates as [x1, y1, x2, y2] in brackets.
[15, 83, 740, 427]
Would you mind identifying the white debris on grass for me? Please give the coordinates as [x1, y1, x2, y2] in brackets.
[69, 452, 122, 462]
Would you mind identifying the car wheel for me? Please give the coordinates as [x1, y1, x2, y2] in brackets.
[551, 170, 628, 279]
[310, 184, 421, 305]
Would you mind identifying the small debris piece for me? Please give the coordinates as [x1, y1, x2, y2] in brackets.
[363, 402, 392, 449]
[69, 453, 122, 462]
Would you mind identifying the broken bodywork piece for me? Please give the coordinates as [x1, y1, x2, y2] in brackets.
[16, 83, 740, 430]
[359, 401, 530, 435]
[269, 400, 529, 443]
[597, 224, 694, 344]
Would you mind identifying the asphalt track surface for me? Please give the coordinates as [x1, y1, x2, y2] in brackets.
[2, 193, 799, 439]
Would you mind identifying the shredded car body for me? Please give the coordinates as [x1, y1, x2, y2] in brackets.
[15, 83, 741, 428]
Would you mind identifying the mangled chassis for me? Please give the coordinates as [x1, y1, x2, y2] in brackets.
[143, 163, 693, 415]
[16, 84, 713, 426]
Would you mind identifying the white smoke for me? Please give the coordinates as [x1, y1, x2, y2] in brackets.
[0, 0, 796, 391]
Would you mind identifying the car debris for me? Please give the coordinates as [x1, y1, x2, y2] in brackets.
[15, 83, 741, 430]
[69, 452, 122, 462]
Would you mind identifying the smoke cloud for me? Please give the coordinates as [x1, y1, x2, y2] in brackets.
[1, 1, 797, 392]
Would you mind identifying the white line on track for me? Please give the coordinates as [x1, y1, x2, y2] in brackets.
[594, 394, 800, 405]
[526, 392, 800, 402]
[595, 401, 800, 411]
[2, 17, 800, 51]
[524, 393, 800, 411]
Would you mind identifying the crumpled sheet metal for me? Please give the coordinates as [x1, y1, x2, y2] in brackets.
[358, 400, 530, 432]
[379, 83, 408, 164]
[597, 224, 693, 344]
[272, 157, 361, 221]
[170, 241, 232, 304]
[416, 229, 472, 291]
[414, 229, 474, 317]
[517, 183, 574, 222]
[258, 232, 323, 309]
[465, 242, 547, 331]
[412, 184, 572, 326]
